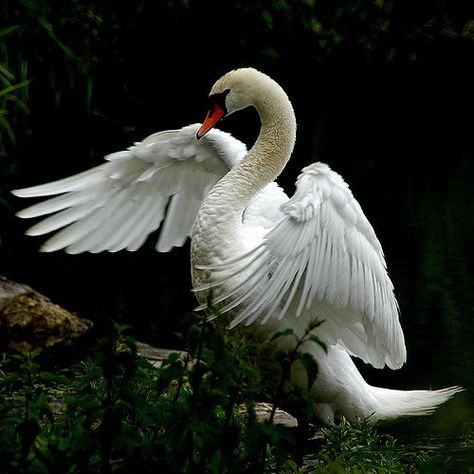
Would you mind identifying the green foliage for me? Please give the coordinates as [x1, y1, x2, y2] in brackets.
[1, 0, 472, 158]
[0, 316, 298, 473]
[0, 26, 29, 156]
[1, 1, 103, 156]
[312, 417, 430, 473]
[236, 0, 474, 63]
[0, 350, 68, 472]
[269, 320, 327, 424]
[154, 311, 276, 473]
[0, 316, 434, 473]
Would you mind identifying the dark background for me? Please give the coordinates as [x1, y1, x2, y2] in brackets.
[1, 0, 473, 459]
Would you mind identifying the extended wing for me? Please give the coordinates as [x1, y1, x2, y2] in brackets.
[196, 162, 406, 369]
[12, 124, 247, 253]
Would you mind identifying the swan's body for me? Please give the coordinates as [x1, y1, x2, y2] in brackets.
[12, 68, 461, 423]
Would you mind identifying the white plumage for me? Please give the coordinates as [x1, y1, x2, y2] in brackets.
[194, 162, 404, 370]
[14, 125, 246, 253]
[12, 67, 462, 424]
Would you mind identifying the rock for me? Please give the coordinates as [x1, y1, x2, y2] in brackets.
[250, 402, 299, 428]
[0, 276, 92, 352]
[137, 341, 187, 368]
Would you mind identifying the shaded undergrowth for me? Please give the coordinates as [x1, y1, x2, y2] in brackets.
[0, 312, 434, 473]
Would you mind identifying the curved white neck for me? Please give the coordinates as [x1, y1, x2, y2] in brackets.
[209, 80, 296, 210]
[191, 75, 297, 272]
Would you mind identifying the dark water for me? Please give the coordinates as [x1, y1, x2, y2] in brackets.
[341, 150, 474, 471]
[1, 69, 474, 470]
[365, 159, 474, 471]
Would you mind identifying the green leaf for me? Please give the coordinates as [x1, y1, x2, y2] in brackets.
[261, 10, 274, 29]
[0, 25, 20, 39]
[0, 64, 15, 83]
[0, 115, 15, 144]
[308, 334, 328, 353]
[37, 17, 79, 61]
[298, 352, 319, 388]
[272, 348, 292, 380]
[270, 328, 294, 342]
[307, 319, 324, 331]
[0, 80, 29, 98]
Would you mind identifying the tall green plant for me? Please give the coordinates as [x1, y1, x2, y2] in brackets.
[0, 26, 29, 156]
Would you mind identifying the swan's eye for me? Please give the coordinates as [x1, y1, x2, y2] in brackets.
[207, 89, 230, 113]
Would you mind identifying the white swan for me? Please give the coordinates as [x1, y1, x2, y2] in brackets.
[12, 68, 461, 424]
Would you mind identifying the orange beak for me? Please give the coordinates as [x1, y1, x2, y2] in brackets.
[196, 104, 226, 139]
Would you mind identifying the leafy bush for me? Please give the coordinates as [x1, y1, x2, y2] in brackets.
[0, 314, 305, 473]
[312, 416, 430, 473]
[0, 313, 433, 473]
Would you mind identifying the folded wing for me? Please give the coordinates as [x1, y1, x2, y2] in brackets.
[196, 162, 406, 369]
[12, 124, 247, 253]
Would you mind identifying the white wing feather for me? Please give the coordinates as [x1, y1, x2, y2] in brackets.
[12, 124, 247, 254]
[196, 162, 406, 369]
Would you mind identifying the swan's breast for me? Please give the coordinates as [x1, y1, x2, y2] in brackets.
[190, 182, 287, 300]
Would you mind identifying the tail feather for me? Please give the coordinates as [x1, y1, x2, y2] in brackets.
[370, 385, 464, 421]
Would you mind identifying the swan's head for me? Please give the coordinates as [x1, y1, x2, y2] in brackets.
[196, 68, 274, 139]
